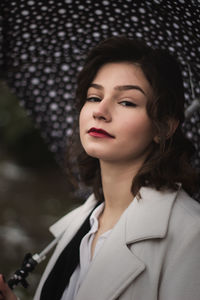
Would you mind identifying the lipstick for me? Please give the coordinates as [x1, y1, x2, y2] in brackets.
[88, 128, 114, 138]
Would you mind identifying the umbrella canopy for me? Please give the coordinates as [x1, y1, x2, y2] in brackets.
[0, 0, 199, 198]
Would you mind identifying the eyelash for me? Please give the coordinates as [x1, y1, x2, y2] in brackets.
[119, 100, 137, 107]
[86, 97, 137, 107]
[86, 97, 101, 102]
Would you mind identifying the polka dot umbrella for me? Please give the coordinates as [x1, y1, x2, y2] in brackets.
[0, 0, 200, 198]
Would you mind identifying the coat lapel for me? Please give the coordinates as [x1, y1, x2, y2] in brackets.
[75, 187, 179, 300]
[47, 194, 98, 274]
[126, 186, 179, 243]
[75, 205, 146, 300]
[34, 194, 98, 300]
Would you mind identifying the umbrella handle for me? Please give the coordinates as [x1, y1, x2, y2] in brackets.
[8, 253, 38, 289]
[7, 231, 64, 290]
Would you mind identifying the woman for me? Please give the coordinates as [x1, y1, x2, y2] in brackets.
[1, 36, 200, 300]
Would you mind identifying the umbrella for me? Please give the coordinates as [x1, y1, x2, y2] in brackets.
[0, 0, 199, 199]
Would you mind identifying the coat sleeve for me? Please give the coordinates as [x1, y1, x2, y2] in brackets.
[159, 222, 200, 300]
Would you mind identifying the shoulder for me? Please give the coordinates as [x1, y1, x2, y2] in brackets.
[49, 193, 98, 237]
[159, 190, 200, 298]
[126, 186, 200, 244]
[167, 188, 200, 246]
[171, 189, 200, 227]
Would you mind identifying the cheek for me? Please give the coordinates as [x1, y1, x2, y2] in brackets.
[79, 102, 91, 119]
[79, 106, 87, 131]
[79, 106, 89, 146]
[122, 115, 154, 142]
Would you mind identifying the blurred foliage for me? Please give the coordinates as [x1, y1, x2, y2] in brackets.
[0, 82, 33, 143]
[0, 80, 56, 167]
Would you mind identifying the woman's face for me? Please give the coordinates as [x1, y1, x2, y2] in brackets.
[79, 62, 155, 166]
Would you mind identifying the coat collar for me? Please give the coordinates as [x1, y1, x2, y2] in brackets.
[75, 186, 180, 300]
[49, 193, 98, 238]
[50, 186, 179, 241]
[42, 187, 180, 300]
[125, 186, 179, 243]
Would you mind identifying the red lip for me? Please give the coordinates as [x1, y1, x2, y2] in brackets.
[88, 127, 114, 138]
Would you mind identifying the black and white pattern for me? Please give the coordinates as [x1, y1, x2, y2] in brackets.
[0, 0, 199, 196]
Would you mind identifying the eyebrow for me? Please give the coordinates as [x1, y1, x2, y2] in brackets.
[88, 83, 146, 95]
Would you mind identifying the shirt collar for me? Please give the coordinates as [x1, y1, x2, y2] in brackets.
[89, 202, 105, 228]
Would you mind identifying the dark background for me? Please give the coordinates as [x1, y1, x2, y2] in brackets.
[0, 81, 81, 299]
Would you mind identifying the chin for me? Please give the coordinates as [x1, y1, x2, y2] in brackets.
[85, 150, 103, 159]
[83, 147, 109, 160]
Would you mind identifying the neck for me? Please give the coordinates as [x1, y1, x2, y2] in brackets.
[99, 160, 142, 216]
[95, 159, 144, 232]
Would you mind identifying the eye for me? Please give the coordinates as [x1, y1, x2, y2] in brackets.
[119, 100, 137, 107]
[86, 96, 101, 102]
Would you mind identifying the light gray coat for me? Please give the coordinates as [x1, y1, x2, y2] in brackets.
[34, 187, 200, 300]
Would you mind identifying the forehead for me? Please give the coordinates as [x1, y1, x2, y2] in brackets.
[91, 62, 152, 94]
[92, 62, 149, 85]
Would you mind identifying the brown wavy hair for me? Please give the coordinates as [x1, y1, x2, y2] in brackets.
[66, 36, 199, 202]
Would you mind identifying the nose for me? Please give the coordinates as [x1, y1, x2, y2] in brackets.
[92, 100, 112, 122]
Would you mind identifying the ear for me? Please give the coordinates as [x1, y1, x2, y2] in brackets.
[154, 118, 179, 143]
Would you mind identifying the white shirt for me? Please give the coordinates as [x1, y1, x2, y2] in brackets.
[60, 203, 112, 300]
